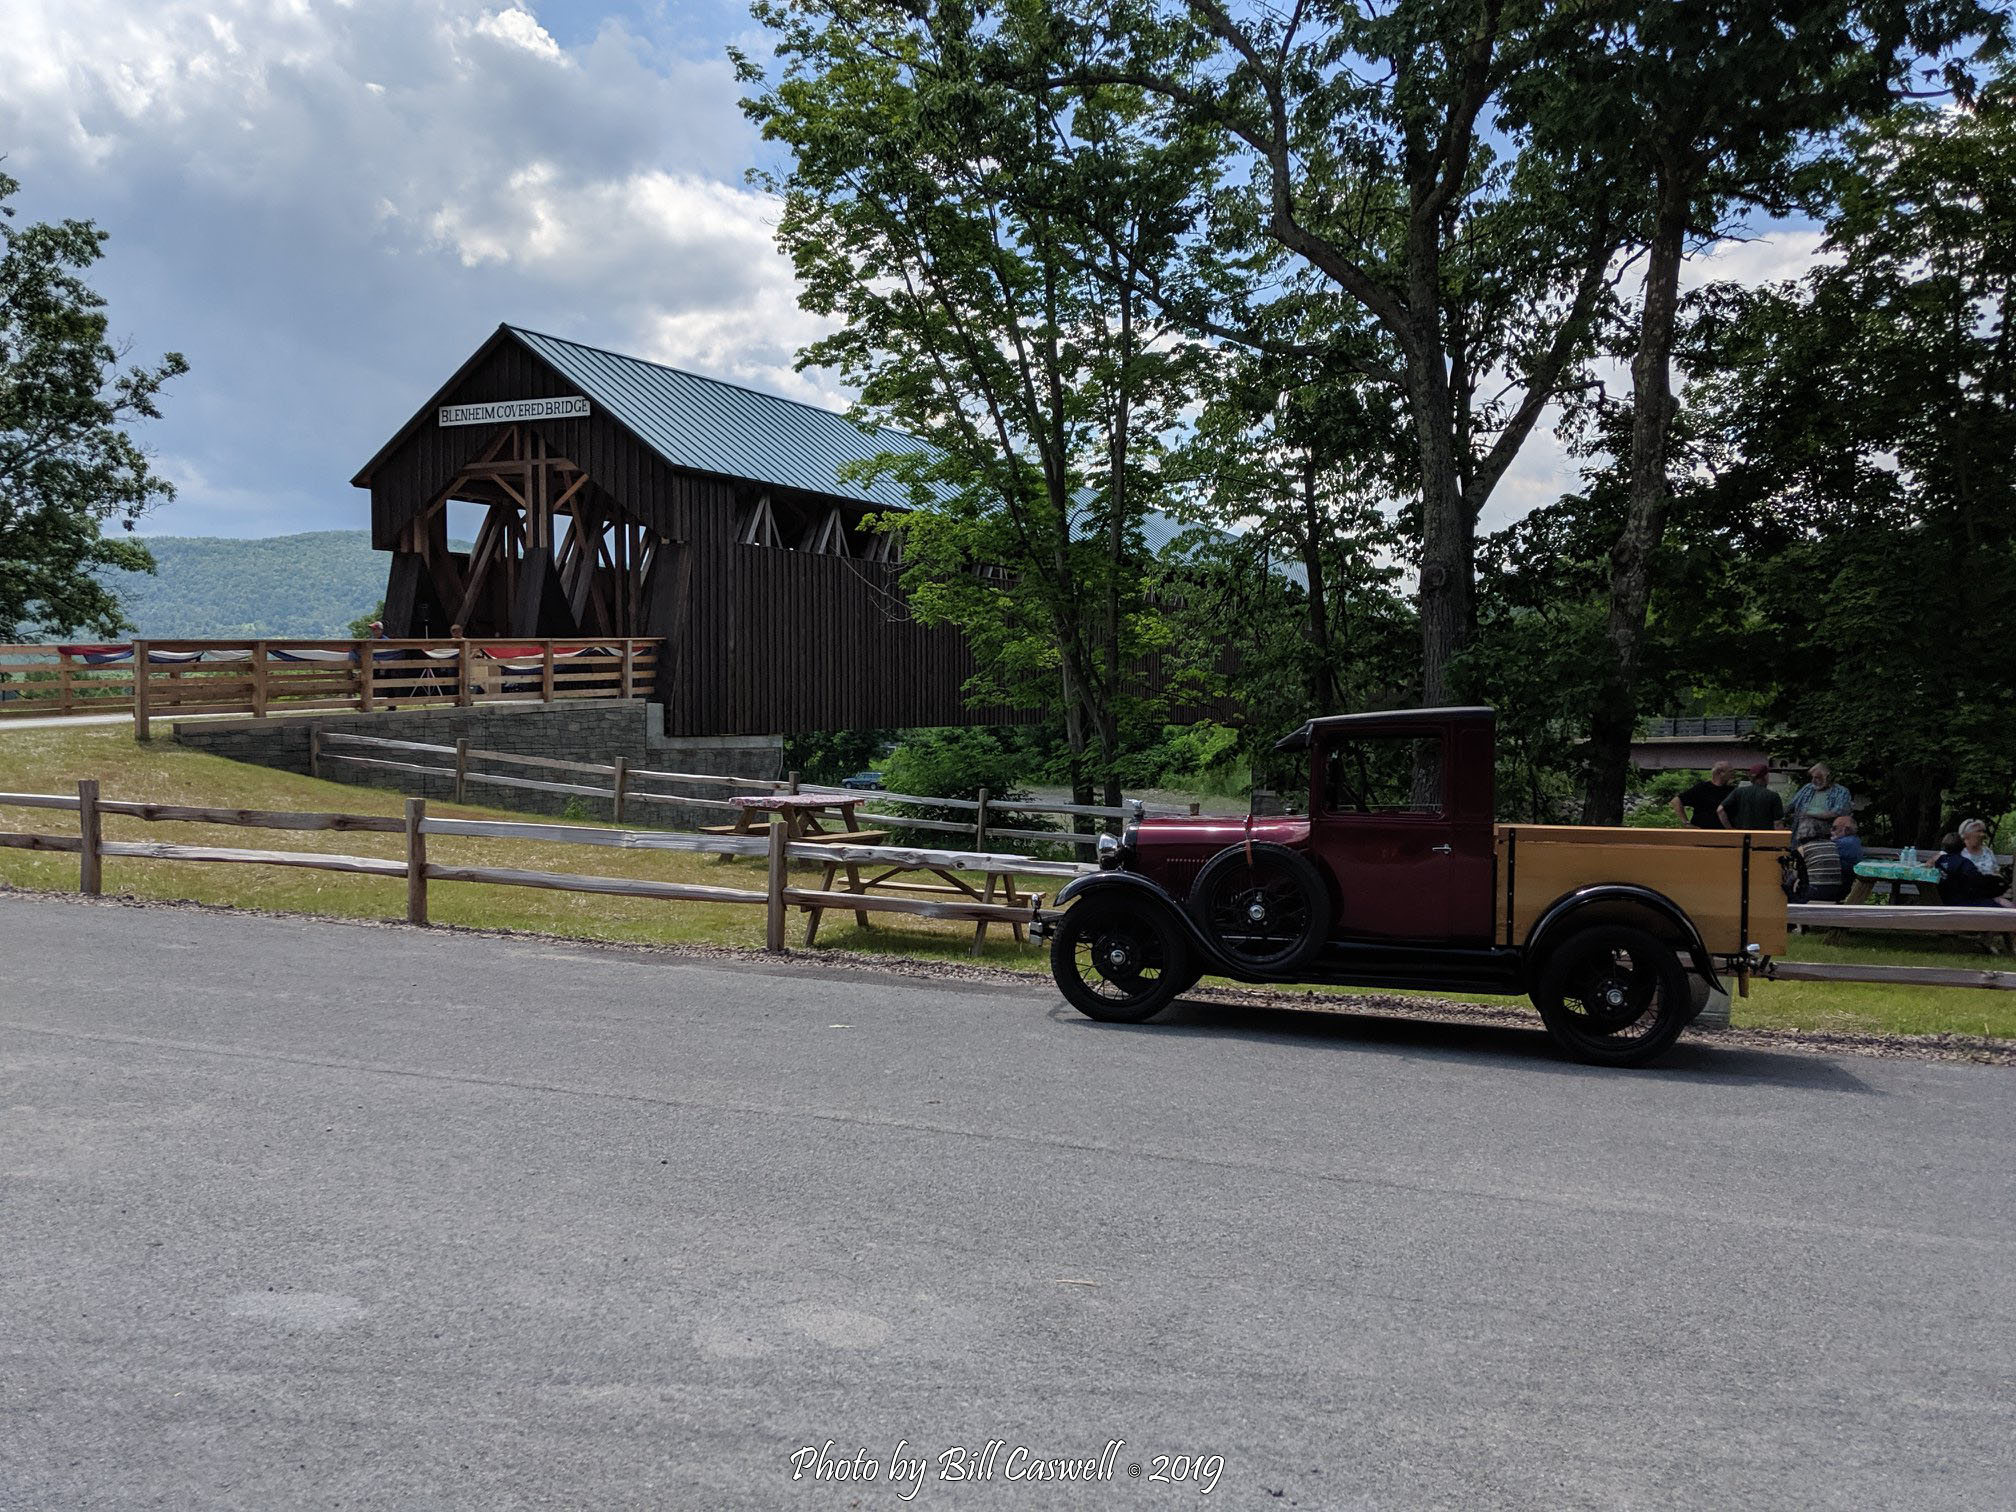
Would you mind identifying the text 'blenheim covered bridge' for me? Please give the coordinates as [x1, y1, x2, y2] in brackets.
[351, 323, 1007, 737]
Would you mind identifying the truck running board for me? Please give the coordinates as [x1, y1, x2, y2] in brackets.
[1282, 940, 1529, 997]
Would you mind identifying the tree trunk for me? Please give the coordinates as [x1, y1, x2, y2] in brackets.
[1582, 185, 1688, 825]
[1101, 268, 1132, 814]
[1410, 356, 1470, 707]
[1299, 457, 1343, 711]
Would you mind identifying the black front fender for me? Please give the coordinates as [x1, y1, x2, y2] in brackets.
[1049, 872, 1262, 982]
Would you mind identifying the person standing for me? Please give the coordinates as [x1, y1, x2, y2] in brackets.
[1787, 763, 1853, 845]
[1720, 763, 1785, 830]
[1672, 762, 1736, 829]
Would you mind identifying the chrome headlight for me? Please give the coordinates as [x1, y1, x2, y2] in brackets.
[1097, 832, 1120, 867]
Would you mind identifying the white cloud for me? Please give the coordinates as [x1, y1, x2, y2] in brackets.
[1683, 226, 1838, 291]
[1, 0, 830, 536]
[473, 4, 566, 62]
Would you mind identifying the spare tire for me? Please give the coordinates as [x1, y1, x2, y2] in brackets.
[1188, 842, 1330, 972]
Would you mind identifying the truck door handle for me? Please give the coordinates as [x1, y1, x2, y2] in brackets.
[1431, 844, 1454, 854]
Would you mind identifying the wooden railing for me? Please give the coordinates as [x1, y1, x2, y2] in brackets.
[309, 730, 1197, 851]
[0, 639, 661, 735]
[0, 783, 1082, 952]
[0, 644, 140, 718]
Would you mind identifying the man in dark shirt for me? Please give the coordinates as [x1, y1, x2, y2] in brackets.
[1672, 762, 1735, 829]
[1720, 763, 1785, 830]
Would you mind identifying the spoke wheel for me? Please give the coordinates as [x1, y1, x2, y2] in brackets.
[1050, 900, 1190, 1024]
[1533, 924, 1690, 1067]
[1189, 843, 1329, 972]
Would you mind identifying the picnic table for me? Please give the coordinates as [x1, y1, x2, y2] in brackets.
[1844, 858, 1944, 906]
[717, 792, 883, 841]
[707, 793, 893, 933]
[801, 854, 1049, 954]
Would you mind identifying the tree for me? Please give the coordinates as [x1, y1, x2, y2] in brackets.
[1686, 83, 2016, 841]
[0, 172, 185, 639]
[1553, 0, 2007, 822]
[739, 1, 1207, 806]
[1043, 0, 1629, 706]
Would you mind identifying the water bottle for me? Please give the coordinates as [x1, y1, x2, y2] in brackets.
[1901, 844, 1918, 868]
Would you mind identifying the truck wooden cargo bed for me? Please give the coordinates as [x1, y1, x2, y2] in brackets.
[1496, 824, 1788, 957]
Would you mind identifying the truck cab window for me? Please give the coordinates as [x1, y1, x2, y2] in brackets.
[1323, 736, 1443, 816]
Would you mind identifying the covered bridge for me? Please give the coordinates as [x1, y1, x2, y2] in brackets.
[352, 324, 1004, 736]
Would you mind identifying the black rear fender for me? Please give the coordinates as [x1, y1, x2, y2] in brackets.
[1524, 885, 1722, 995]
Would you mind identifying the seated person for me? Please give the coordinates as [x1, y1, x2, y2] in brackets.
[1935, 834, 2016, 908]
[1795, 835, 1846, 903]
[1959, 819, 2007, 892]
[1831, 814, 1864, 870]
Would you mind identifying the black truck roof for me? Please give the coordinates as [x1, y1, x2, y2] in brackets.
[1273, 706, 1496, 752]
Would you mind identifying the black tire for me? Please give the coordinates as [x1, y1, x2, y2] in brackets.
[1050, 898, 1193, 1024]
[1532, 924, 1691, 1067]
[1188, 842, 1329, 972]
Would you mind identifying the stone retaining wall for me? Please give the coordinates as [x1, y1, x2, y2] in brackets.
[170, 703, 782, 826]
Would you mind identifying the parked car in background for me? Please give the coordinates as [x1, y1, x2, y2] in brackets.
[839, 771, 884, 791]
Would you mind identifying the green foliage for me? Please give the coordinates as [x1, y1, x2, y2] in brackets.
[347, 600, 387, 640]
[96, 532, 402, 639]
[781, 727, 894, 788]
[741, 0, 1212, 802]
[1108, 721, 1243, 794]
[880, 727, 1034, 805]
[0, 171, 186, 640]
[1682, 84, 2016, 842]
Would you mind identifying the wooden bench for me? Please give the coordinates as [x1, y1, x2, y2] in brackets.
[801, 858, 1044, 953]
[792, 829, 890, 847]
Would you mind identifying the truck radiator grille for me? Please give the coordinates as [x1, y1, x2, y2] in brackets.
[1160, 858, 1203, 900]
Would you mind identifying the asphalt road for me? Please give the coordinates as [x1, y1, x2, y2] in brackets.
[4, 895, 2013, 1511]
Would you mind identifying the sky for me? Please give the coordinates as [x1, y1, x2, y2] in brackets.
[6, 0, 1829, 542]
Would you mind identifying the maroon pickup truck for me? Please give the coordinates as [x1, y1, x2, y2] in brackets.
[1040, 707, 1786, 1067]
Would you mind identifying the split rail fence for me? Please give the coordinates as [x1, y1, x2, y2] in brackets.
[0, 638, 661, 736]
[4, 783, 2015, 991]
[0, 783, 1092, 954]
[310, 730, 1198, 852]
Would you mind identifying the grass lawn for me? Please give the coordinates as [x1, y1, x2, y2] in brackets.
[3, 722, 2012, 1040]
[0, 723, 1045, 967]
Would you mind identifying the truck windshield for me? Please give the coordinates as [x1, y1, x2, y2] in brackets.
[1323, 735, 1444, 816]
[1249, 747, 1309, 815]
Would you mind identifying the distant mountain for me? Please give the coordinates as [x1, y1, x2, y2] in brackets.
[100, 531, 395, 639]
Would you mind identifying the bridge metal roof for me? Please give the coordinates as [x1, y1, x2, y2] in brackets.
[507, 326, 936, 512]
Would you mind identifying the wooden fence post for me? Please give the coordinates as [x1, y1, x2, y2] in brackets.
[58, 649, 75, 717]
[541, 641, 555, 704]
[77, 779, 101, 896]
[132, 640, 151, 741]
[787, 769, 801, 795]
[310, 725, 323, 780]
[612, 755, 630, 824]
[405, 798, 428, 925]
[765, 818, 788, 953]
[620, 640, 635, 700]
[1189, 802, 1201, 817]
[358, 640, 375, 713]
[454, 738, 470, 805]
[457, 640, 473, 707]
[251, 640, 270, 718]
[975, 787, 989, 851]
